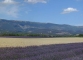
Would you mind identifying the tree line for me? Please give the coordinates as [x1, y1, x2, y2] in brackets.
[0, 32, 83, 37]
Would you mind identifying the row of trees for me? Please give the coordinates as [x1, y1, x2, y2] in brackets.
[77, 34, 83, 37]
[0, 32, 83, 37]
[0, 33, 53, 37]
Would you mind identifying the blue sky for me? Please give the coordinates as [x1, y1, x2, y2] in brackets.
[0, 0, 83, 26]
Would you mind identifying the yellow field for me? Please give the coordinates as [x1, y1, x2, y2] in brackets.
[0, 37, 83, 47]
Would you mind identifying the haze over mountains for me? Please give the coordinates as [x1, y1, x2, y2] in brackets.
[0, 19, 83, 35]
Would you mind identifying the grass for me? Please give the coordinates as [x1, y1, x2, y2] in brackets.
[0, 37, 83, 47]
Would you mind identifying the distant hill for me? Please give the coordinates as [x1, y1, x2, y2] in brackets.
[0, 19, 83, 35]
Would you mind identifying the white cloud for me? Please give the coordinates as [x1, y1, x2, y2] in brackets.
[0, 0, 19, 17]
[62, 7, 78, 14]
[0, 0, 48, 17]
[6, 6, 18, 17]
[25, 0, 47, 4]
[1, 0, 17, 4]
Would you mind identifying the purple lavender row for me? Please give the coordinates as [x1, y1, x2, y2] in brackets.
[0, 43, 83, 60]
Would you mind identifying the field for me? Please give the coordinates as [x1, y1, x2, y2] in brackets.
[0, 37, 83, 60]
[0, 37, 83, 47]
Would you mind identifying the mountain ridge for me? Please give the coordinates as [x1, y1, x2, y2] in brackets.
[0, 19, 83, 35]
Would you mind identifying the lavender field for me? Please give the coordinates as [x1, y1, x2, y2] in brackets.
[0, 43, 83, 60]
[0, 38, 83, 60]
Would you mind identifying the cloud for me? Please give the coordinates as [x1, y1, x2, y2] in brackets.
[0, 0, 48, 18]
[25, 0, 47, 4]
[62, 7, 78, 14]
[0, 6, 19, 18]
[0, 0, 19, 17]
[1, 0, 17, 4]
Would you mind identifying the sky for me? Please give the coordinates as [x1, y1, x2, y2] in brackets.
[0, 0, 83, 26]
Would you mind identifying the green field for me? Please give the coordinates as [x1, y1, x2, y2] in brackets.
[0, 37, 83, 47]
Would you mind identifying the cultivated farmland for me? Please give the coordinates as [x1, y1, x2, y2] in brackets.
[0, 37, 83, 47]
[0, 37, 83, 60]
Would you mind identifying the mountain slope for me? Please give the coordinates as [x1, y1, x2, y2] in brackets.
[0, 19, 83, 35]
